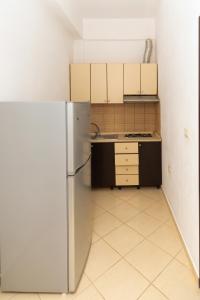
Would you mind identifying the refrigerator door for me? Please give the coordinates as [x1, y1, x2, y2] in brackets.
[0, 102, 68, 293]
[68, 158, 92, 292]
[67, 103, 91, 175]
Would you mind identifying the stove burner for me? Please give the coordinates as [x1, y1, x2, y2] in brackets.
[125, 133, 153, 138]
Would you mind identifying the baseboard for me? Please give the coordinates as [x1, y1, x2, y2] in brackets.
[161, 187, 199, 284]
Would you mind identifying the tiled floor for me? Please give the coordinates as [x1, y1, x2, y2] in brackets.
[1, 188, 200, 300]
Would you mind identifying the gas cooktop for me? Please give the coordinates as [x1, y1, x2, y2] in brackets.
[125, 133, 153, 138]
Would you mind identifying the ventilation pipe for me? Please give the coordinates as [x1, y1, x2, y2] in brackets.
[143, 39, 153, 63]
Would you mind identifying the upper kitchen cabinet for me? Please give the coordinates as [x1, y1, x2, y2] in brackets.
[124, 64, 141, 95]
[70, 64, 90, 102]
[91, 64, 107, 104]
[107, 64, 124, 104]
[141, 64, 158, 95]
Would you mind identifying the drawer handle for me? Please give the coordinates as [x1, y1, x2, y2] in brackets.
[126, 179, 129, 182]
[125, 159, 129, 162]
[125, 147, 128, 150]
[126, 168, 128, 171]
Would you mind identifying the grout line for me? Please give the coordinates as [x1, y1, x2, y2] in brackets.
[91, 283, 106, 300]
[151, 258, 176, 287]
[86, 256, 122, 283]
[123, 257, 152, 284]
[135, 283, 152, 300]
[150, 285, 170, 300]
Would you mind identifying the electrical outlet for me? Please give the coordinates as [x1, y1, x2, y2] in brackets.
[184, 128, 189, 139]
[168, 164, 171, 174]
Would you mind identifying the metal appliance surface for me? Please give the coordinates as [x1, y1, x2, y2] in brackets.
[0, 102, 92, 293]
[125, 133, 153, 138]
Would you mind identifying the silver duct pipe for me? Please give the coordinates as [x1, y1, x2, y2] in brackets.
[143, 39, 153, 63]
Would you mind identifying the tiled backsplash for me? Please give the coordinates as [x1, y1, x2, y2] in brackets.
[91, 103, 160, 133]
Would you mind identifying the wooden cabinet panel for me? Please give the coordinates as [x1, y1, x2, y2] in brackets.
[91, 143, 115, 188]
[115, 166, 139, 175]
[141, 64, 158, 95]
[107, 64, 123, 104]
[116, 175, 139, 186]
[91, 64, 107, 104]
[139, 142, 162, 187]
[115, 142, 138, 154]
[115, 154, 139, 166]
[70, 64, 90, 102]
[124, 64, 141, 95]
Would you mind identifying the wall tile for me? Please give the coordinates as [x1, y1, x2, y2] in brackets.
[91, 103, 160, 133]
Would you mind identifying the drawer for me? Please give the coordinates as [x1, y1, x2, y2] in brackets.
[115, 165, 139, 175]
[115, 142, 138, 154]
[115, 154, 139, 166]
[116, 175, 139, 186]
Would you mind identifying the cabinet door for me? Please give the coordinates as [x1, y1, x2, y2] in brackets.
[70, 64, 90, 102]
[141, 64, 158, 95]
[107, 64, 123, 104]
[91, 64, 107, 104]
[91, 143, 115, 188]
[124, 64, 141, 95]
[139, 142, 162, 187]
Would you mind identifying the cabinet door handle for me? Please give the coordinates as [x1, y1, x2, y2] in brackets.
[125, 159, 128, 162]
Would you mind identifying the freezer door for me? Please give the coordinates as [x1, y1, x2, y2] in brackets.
[68, 158, 92, 292]
[67, 103, 91, 175]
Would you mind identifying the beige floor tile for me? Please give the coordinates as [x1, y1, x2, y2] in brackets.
[110, 188, 139, 201]
[125, 240, 172, 281]
[138, 286, 168, 300]
[127, 213, 163, 237]
[0, 294, 17, 300]
[85, 239, 120, 281]
[92, 232, 101, 244]
[154, 260, 200, 300]
[91, 188, 110, 198]
[94, 260, 149, 300]
[75, 286, 104, 300]
[127, 193, 154, 211]
[93, 205, 105, 219]
[73, 274, 91, 297]
[141, 188, 165, 201]
[39, 293, 72, 300]
[94, 194, 123, 210]
[108, 202, 140, 222]
[148, 224, 183, 256]
[93, 212, 121, 237]
[10, 295, 40, 300]
[145, 203, 171, 222]
[104, 224, 144, 256]
[176, 249, 192, 269]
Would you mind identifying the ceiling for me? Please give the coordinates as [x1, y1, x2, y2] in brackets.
[75, 0, 158, 19]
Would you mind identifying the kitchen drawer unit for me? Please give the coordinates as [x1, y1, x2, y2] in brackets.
[114, 142, 139, 187]
[116, 175, 139, 186]
[115, 142, 138, 154]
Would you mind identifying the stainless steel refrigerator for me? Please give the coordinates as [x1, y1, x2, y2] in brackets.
[0, 101, 92, 293]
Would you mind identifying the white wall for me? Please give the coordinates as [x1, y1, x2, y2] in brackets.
[74, 18, 156, 63]
[56, 0, 83, 36]
[0, 0, 75, 101]
[83, 18, 155, 40]
[157, 0, 200, 275]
